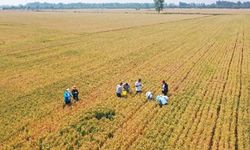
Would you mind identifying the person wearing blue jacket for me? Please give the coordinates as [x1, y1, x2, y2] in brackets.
[64, 88, 72, 104]
[156, 95, 169, 108]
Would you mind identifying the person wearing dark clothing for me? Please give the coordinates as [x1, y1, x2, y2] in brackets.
[162, 80, 168, 96]
[72, 85, 79, 101]
[123, 83, 131, 93]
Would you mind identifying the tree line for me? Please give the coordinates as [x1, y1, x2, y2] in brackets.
[1, 2, 154, 10]
[1, 1, 250, 10]
[178, 1, 250, 8]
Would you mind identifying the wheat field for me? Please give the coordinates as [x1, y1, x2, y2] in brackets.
[0, 10, 249, 149]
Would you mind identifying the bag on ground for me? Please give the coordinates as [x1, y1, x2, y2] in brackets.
[121, 90, 127, 97]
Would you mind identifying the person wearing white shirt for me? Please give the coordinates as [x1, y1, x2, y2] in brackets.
[135, 79, 143, 94]
[116, 83, 123, 97]
[146, 91, 153, 100]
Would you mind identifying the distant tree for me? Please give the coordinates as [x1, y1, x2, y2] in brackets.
[154, 0, 164, 13]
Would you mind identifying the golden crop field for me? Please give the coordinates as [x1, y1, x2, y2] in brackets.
[0, 10, 249, 149]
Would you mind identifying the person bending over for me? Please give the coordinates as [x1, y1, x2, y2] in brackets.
[116, 83, 123, 98]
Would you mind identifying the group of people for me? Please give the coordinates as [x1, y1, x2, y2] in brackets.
[115, 79, 144, 97]
[64, 85, 79, 105]
[63, 80, 169, 107]
[116, 79, 169, 107]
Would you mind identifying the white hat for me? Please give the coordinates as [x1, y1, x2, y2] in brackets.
[66, 88, 70, 91]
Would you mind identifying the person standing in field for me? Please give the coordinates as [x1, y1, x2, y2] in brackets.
[162, 80, 168, 96]
[116, 83, 123, 98]
[135, 79, 143, 94]
[123, 83, 131, 93]
[71, 85, 79, 101]
[64, 88, 72, 105]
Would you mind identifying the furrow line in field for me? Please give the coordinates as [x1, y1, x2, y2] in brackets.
[165, 22, 241, 150]
[235, 29, 244, 150]
[216, 27, 243, 149]
[159, 37, 226, 149]
[189, 40, 230, 147]
[192, 34, 235, 148]
[173, 42, 215, 92]
[208, 31, 239, 150]
[87, 15, 212, 34]
[172, 23, 231, 148]
[172, 40, 227, 148]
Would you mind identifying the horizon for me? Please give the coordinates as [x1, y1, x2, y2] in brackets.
[0, 0, 250, 6]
